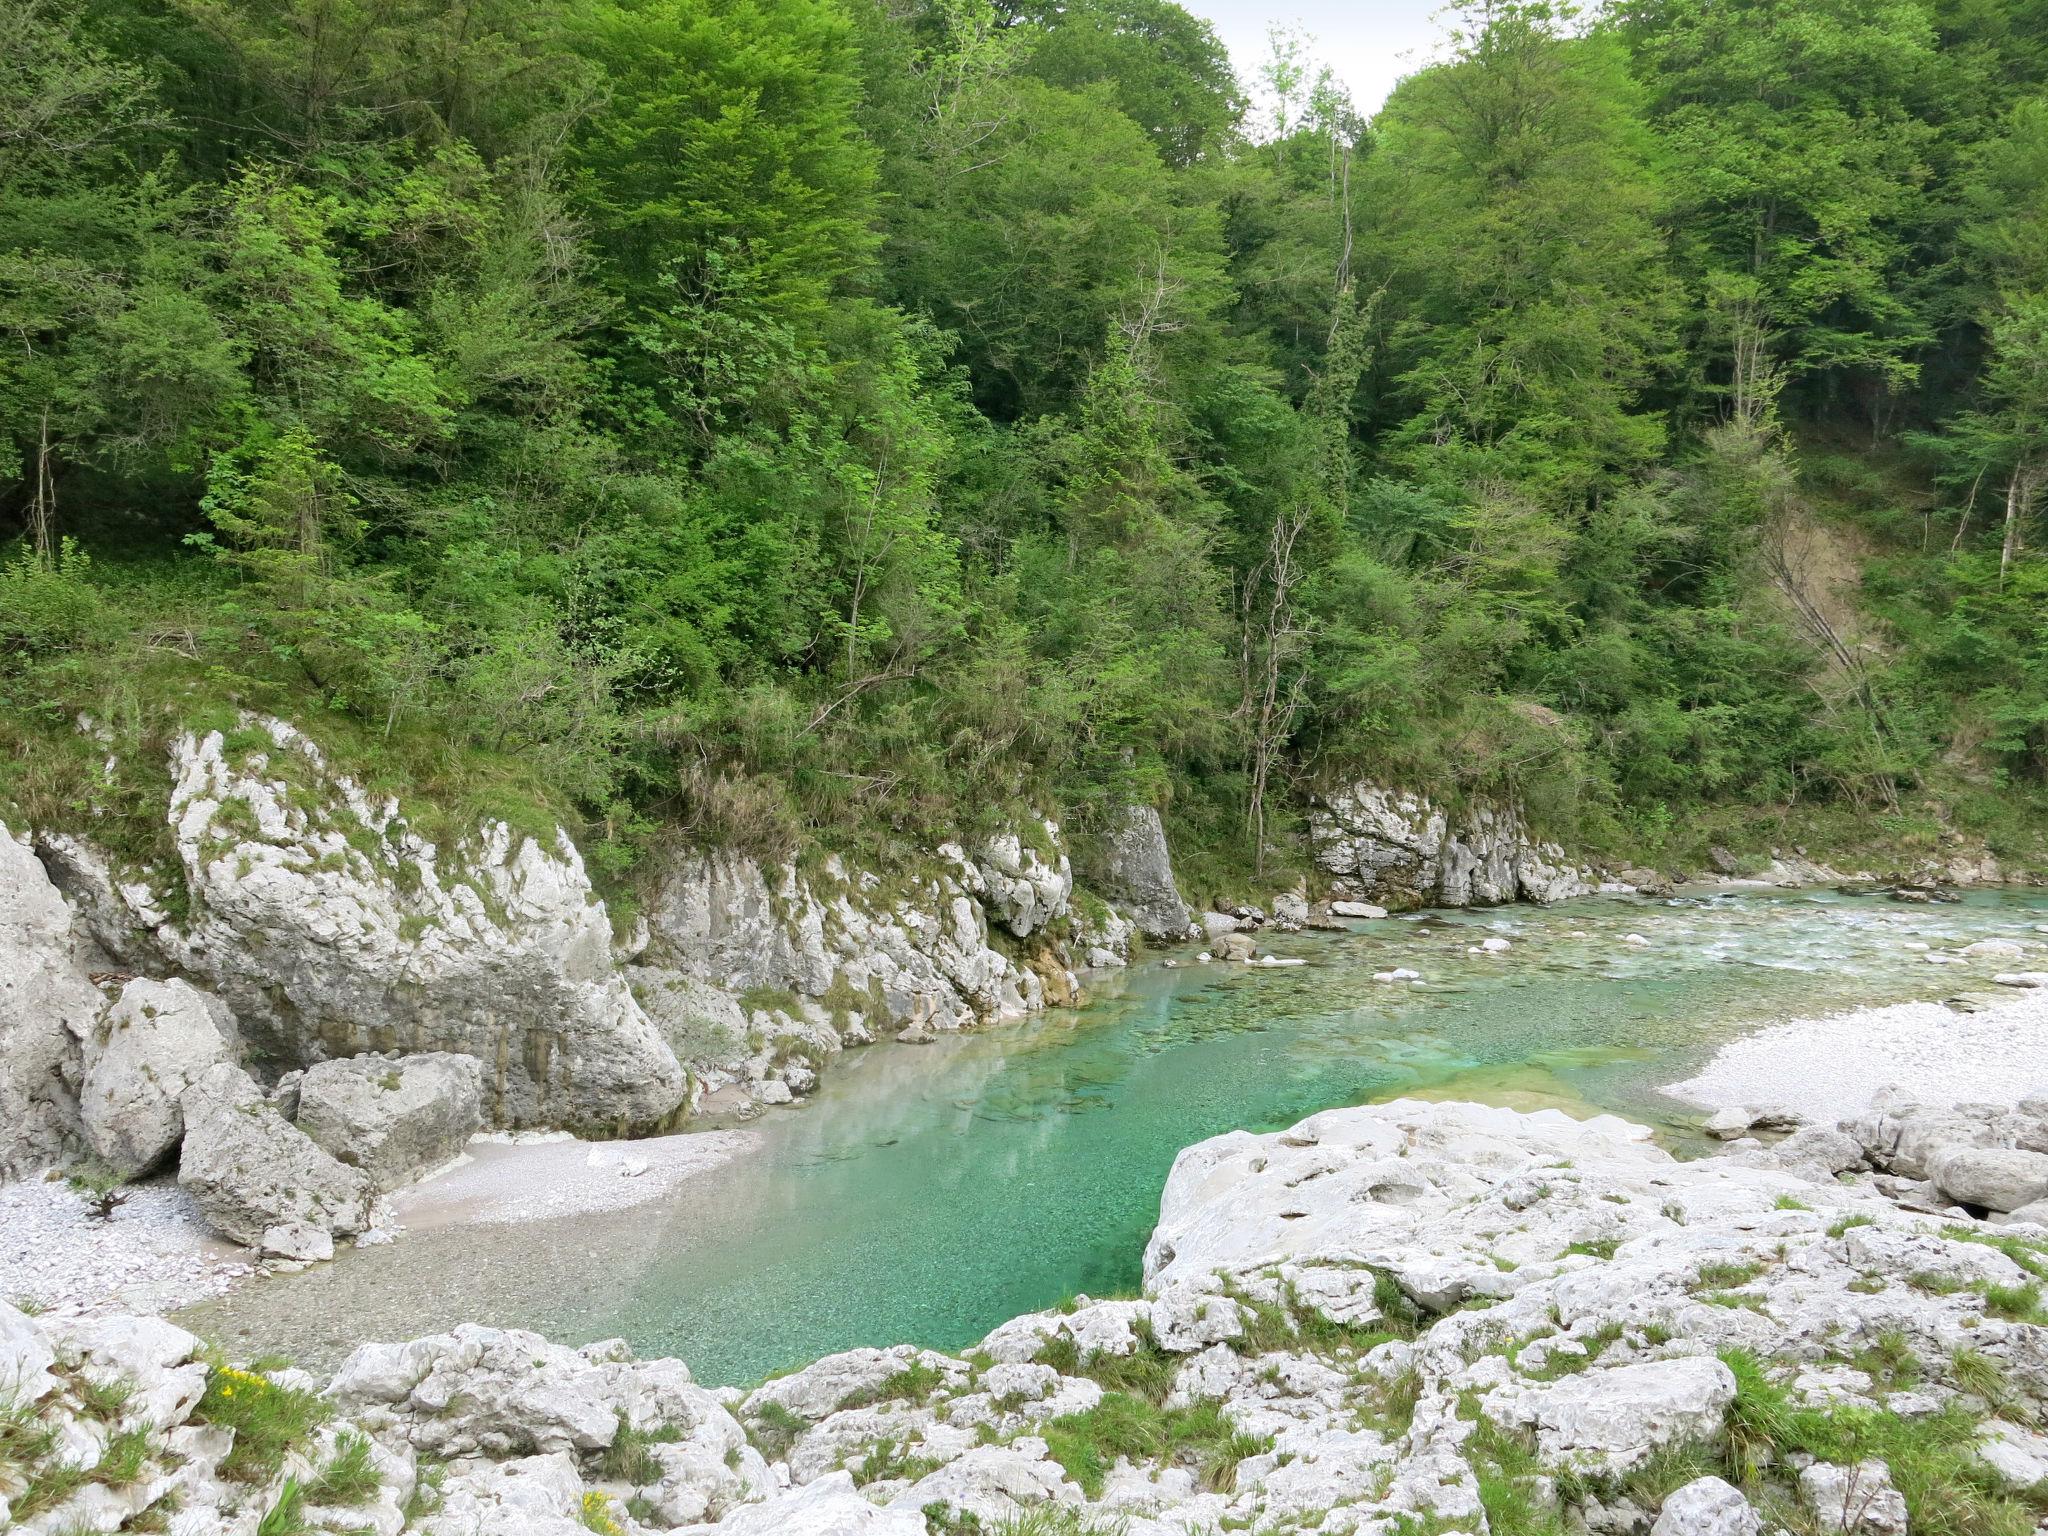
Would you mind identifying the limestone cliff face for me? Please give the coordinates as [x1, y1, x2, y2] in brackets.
[631, 821, 1123, 1098]
[1308, 783, 1599, 908]
[46, 718, 688, 1132]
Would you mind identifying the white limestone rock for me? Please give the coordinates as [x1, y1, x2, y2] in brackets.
[329, 1325, 624, 1456]
[1329, 900, 1389, 919]
[0, 823, 105, 1175]
[1096, 805, 1192, 940]
[1309, 783, 1596, 908]
[702, 1469, 926, 1535]
[1977, 1424, 2048, 1490]
[1, 1299, 58, 1403]
[887, 1438, 1082, 1523]
[948, 825, 1072, 940]
[1651, 1475, 1761, 1536]
[79, 977, 238, 1178]
[742, 1345, 966, 1425]
[46, 719, 686, 1131]
[176, 1062, 373, 1255]
[1506, 1357, 1738, 1472]
[1798, 1460, 1909, 1536]
[1927, 1145, 2048, 1213]
[645, 832, 1079, 1065]
[295, 1051, 483, 1191]
[419, 1451, 590, 1536]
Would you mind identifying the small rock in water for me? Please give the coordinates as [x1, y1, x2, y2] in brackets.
[1995, 972, 2048, 989]
[1961, 938, 2028, 959]
[1330, 900, 1390, 919]
[1372, 967, 1422, 982]
[1623, 934, 1651, 946]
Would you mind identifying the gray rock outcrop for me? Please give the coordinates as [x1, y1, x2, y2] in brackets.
[47, 718, 686, 1132]
[0, 825, 103, 1175]
[1096, 804, 1192, 939]
[176, 1062, 373, 1258]
[1308, 783, 1598, 908]
[79, 977, 238, 1178]
[640, 826, 1103, 1095]
[295, 1051, 483, 1191]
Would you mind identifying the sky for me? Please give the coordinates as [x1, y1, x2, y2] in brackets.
[1186, 0, 1450, 119]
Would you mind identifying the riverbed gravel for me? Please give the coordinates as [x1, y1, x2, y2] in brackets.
[0, 1173, 256, 1319]
[1664, 984, 2048, 1122]
[0, 1127, 757, 1318]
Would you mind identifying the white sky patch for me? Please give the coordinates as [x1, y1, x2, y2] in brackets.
[1187, 0, 1451, 120]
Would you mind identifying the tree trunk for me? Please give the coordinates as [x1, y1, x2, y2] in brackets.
[2000, 462, 2034, 585]
[28, 405, 56, 567]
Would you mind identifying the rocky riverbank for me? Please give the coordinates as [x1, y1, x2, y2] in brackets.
[10, 1097, 2048, 1535]
[1666, 985, 2048, 1125]
[5, 704, 2039, 1311]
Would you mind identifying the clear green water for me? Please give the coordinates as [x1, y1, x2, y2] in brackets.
[181, 886, 2048, 1384]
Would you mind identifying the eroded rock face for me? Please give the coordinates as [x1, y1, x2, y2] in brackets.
[295, 1051, 483, 1191]
[1096, 804, 1192, 940]
[1308, 783, 1598, 908]
[0, 824, 103, 1176]
[53, 719, 686, 1132]
[79, 977, 238, 1178]
[176, 1062, 373, 1258]
[641, 830, 1093, 1092]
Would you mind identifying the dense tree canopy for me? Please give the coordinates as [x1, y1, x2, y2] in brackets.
[4, 0, 2047, 890]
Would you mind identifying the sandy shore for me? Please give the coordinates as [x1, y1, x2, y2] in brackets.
[0, 1127, 756, 1318]
[386, 1127, 755, 1230]
[1663, 984, 2048, 1123]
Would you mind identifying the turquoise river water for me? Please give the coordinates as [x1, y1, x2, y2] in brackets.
[181, 885, 2048, 1384]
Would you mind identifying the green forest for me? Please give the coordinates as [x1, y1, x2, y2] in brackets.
[4, 0, 2047, 898]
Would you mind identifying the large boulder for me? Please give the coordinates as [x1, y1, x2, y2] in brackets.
[176, 1062, 373, 1258]
[1096, 805, 1192, 940]
[295, 1051, 483, 1191]
[1510, 1357, 1738, 1471]
[0, 825, 104, 1175]
[419, 1452, 590, 1536]
[715, 1470, 925, 1535]
[79, 977, 238, 1178]
[1798, 1461, 1909, 1536]
[45, 719, 686, 1132]
[1928, 1145, 2048, 1213]
[1652, 1476, 1761, 1536]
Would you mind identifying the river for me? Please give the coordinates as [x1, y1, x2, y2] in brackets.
[178, 883, 2048, 1383]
